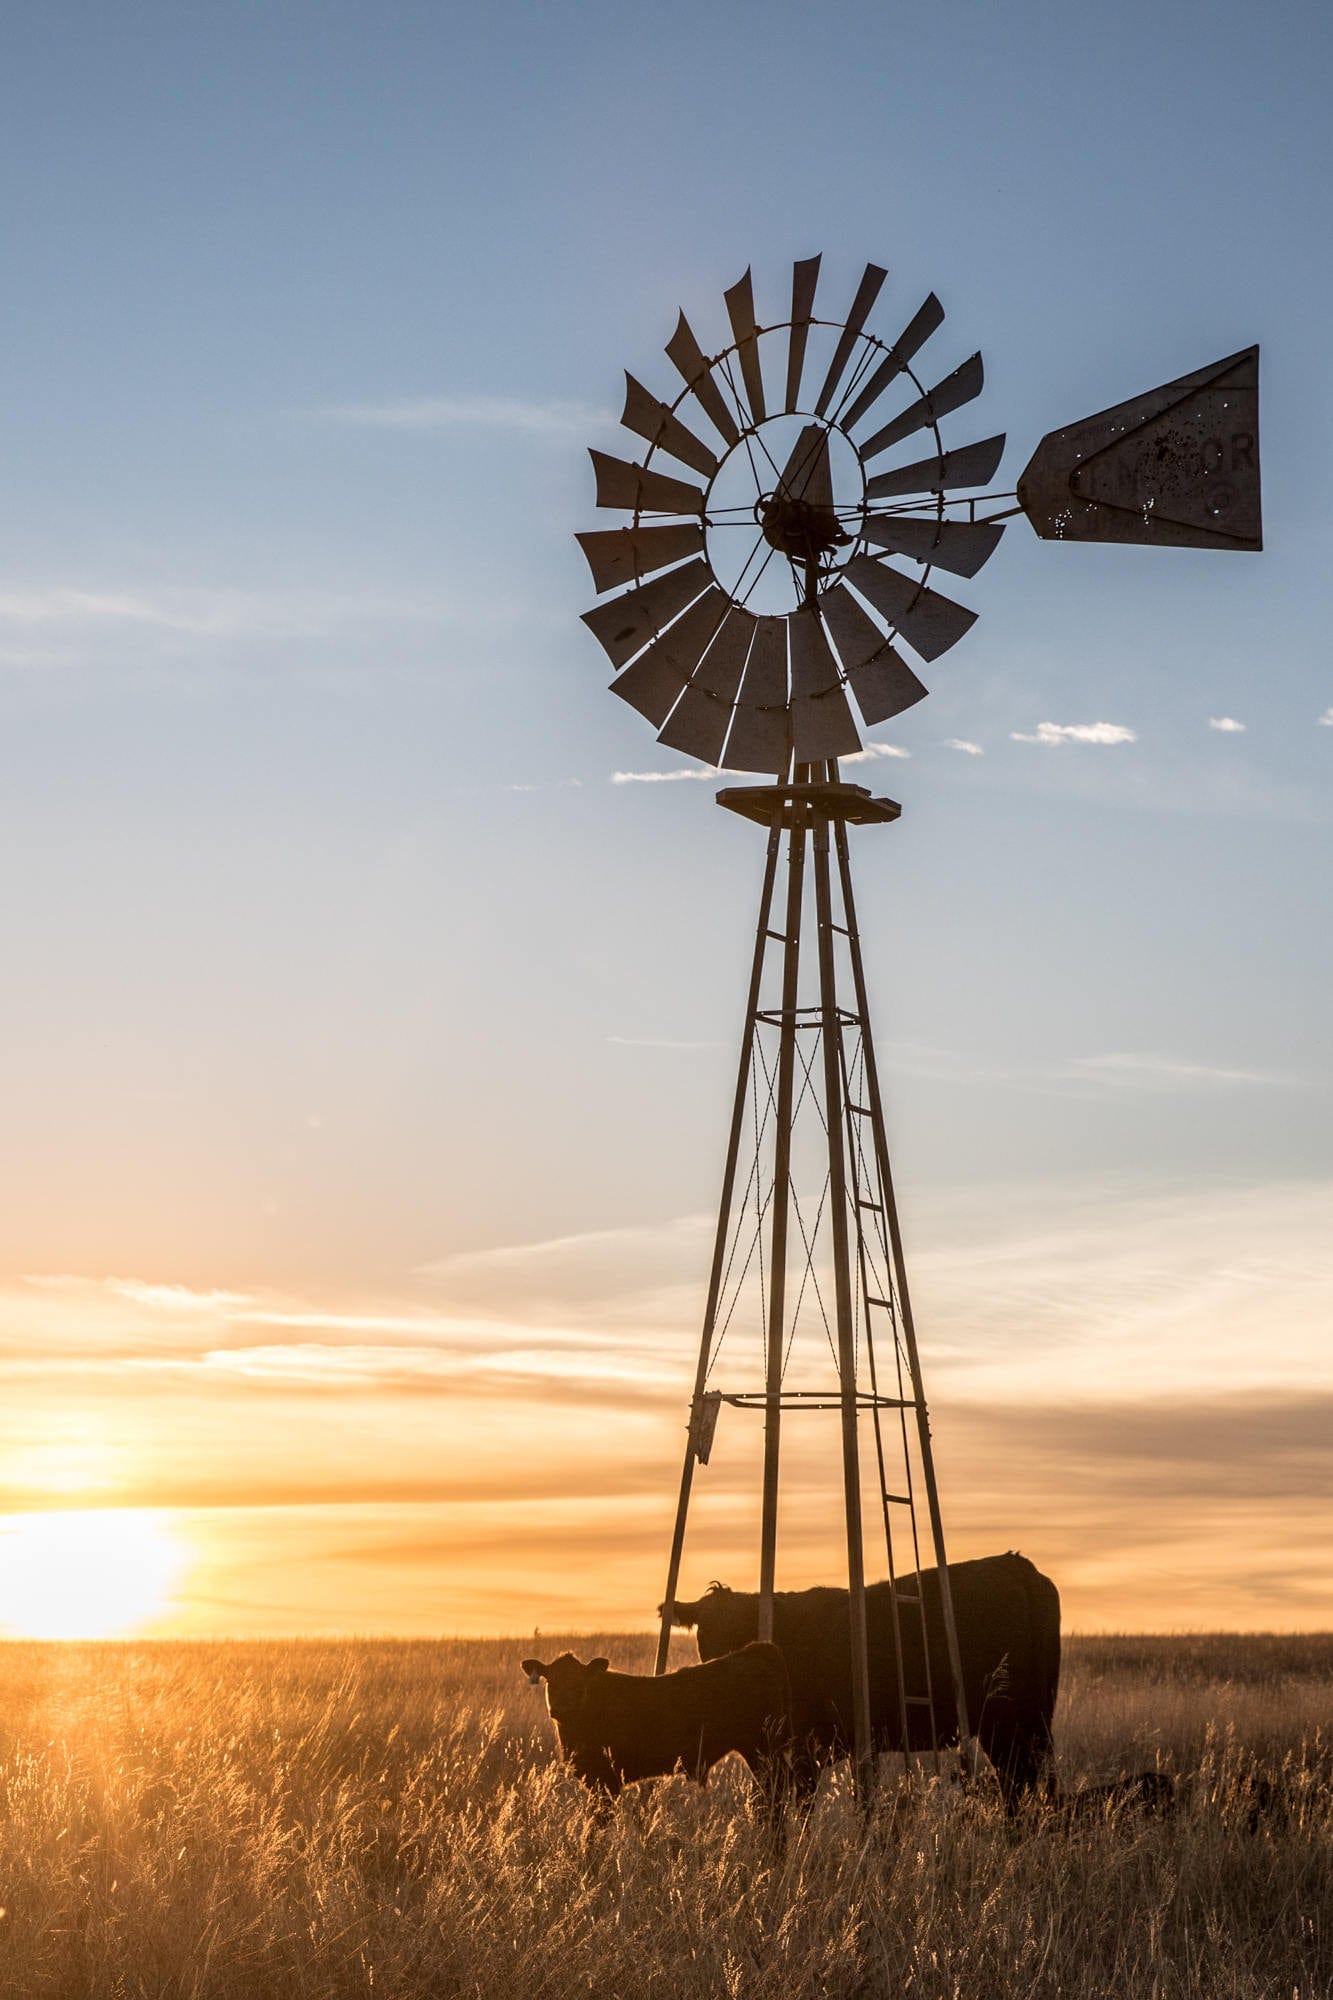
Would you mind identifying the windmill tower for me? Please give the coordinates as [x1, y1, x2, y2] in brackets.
[576, 256, 1261, 1798]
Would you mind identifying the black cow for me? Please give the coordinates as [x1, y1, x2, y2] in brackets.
[665, 1551, 1060, 1810]
[521, 1642, 792, 1805]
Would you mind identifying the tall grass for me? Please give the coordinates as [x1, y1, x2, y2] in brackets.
[0, 1633, 1328, 1998]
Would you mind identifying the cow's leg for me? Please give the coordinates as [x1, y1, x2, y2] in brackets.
[978, 1706, 1049, 1814]
[739, 1744, 793, 1846]
[572, 1748, 623, 1806]
[785, 1737, 823, 1813]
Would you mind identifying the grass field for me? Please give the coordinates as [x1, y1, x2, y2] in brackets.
[0, 1631, 1328, 1998]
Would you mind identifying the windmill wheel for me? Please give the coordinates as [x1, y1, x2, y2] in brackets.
[578, 256, 1007, 773]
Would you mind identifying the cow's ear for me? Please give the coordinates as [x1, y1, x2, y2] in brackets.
[588, 1657, 610, 1674]
[520, 1657, 548, 1683]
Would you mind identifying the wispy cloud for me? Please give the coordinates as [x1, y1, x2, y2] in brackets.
[108, 1280, 256, 1314]
[4, 1177, 1331, 1633]
[874, 1041, 1302, 1098]
[1065, 1052, 1293, 1091]
[843, 741, 910, 763]
[1209, 716, 1247, 733]
[610, 766, 721, 785]
[310, 394, 614, 436]
[1319, 707, 1333, 728]
[1010, 721, 1137, 747]
[944, 738, 984, 756]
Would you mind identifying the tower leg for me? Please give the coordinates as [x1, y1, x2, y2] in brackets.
[813, 810, 875, 1801]
[655, 816, 784, 1675]
[833, 816, 974, 1773]
[757, 815, 806, 1643]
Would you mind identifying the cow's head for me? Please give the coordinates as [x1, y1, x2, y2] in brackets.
[520, 1653, 610, 1732]
[660, 1579, 734, 1629]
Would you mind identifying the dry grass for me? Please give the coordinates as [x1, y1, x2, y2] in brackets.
[0, 1631, 1328, 1998]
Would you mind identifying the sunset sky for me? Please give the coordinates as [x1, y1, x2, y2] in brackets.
[0, 0, 1329, 1638]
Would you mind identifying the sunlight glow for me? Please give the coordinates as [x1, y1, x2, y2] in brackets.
[0, 1510, 185, 1638]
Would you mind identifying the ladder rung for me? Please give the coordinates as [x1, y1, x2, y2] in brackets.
[848, 1102, 872, 1117]
[831, 922, 851, 936]
[895, 1592, 922, 1606]
[855, 1198, 883, 1213]
[866, 1295, 893, 1310]
[882, 1492, 912, 1506]
[765, 929, 789, 943]
[904, 1696, 935, 1707]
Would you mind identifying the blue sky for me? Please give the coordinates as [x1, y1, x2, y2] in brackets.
[0, 0, 1329, 1633]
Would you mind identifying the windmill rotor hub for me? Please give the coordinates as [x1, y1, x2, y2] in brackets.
[757, 489, 850, 562]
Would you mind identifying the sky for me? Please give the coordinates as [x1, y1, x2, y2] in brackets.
[0, 0, 1329, 1638]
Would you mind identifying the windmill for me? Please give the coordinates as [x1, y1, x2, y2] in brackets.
[577, 256, 1261, 1799]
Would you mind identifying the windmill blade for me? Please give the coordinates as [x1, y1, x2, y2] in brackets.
[657, 682, 731, 764]
[866, 434, 1006, 500]
[733, 615, 787, 707]
[838, 294, 945, 432]
[819, 582, 890, 674]
[789, 607, 861, 761]
[813, 262, 888, 417]
[651, 586, 730, 676]
[657, 608, 754, 762]
[723, 267, 766, 425]
[776, 422, 835, 511]
[847, 646, 928, 725]
[581, 558, 712, 669]
[725, 617, 789, 770]
[576, 522, 705, 593]
[609, 643, 689, 729]
[591, 449, 706, 516]
[621, 374, 720, 478]
[788, 602, 842, 697]
[723, 701, 789, 774]
[845, 555, 977, 663]
[665, 312, 741, 448]
[818, 584, 928, 726]
[860, 514, 1005, 579]
[691, 605, 755, 698]
[861, 353, 985, 461]
[785, 255, 821, 412]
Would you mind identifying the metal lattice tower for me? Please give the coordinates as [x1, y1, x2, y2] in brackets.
[652, 767, 972, 1797]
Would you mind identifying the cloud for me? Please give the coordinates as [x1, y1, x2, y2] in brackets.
[1010, 721, 1137, 747]
[310, 394, 614, 436]
[3, 1178, 1331, 1633]
[944, 738, 984, 756]
[907, 1175, 1333, 1407]
[946, 1390, 1333, 1505]
[107, 1280, 255, 1314]
[842, 741, 910, 763]
[610, 766, 721, 784]
[1065, 1052, 1292, 1091]
[1209, 716, 1247, 733]
[1319, 708, 1333, 728]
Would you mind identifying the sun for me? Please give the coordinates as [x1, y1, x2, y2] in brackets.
[0, 1510, 185, 1638]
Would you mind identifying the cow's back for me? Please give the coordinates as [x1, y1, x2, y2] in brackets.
[581, 1642, 790, 1784]
[698, 1558, 1060, 1771]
